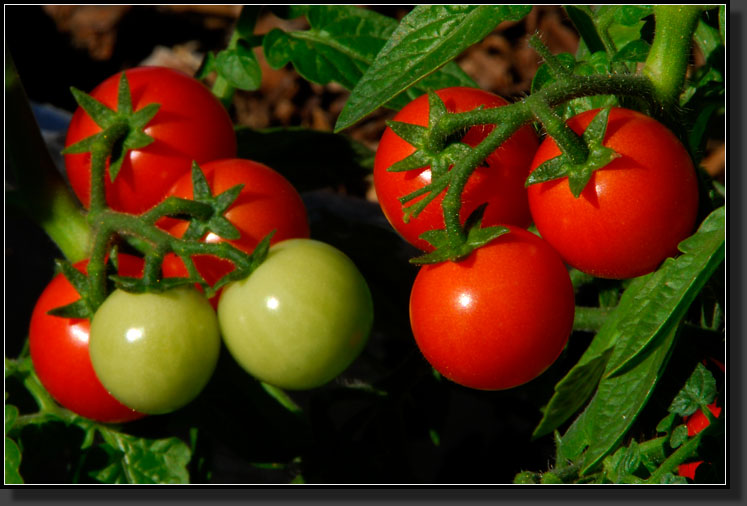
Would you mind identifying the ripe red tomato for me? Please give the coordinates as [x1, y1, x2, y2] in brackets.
[685, 401, 722, 437]
[409, 226, 575, 390]
[64, 66, 237, 214]
[527, 107, 699, 279]
[374, 87, 539, 251]
[29, 254, 146, 423]
[677, 402, 721, 481]
[159, 158, 310, 304]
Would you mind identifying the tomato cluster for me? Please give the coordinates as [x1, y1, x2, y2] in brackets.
[29, 67, 374, 422]
[374, 88, 699, 390]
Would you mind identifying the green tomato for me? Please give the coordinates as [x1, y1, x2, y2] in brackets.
[89, 286, 220, 414]
[217, 239, 374, 390]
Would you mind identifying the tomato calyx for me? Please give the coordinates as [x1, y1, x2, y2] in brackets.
[411, 205, 509, 265]
[61, 72, 160, 189]
[525, 107, 620, 197]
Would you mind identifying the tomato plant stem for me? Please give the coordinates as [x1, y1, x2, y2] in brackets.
[644, 5, 703, 107]
[5, 47, 91, 262]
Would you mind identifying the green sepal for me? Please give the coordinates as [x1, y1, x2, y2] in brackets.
[47, 258, 95, 319]
[388, 149, 432, 173]
[182, 162, 243, 242]
[47, 299, 93, 320]
[212, 231, 274, 291]
[61, 73, 160, 183]
[525, 107, 620, 197]
[385, 120, 429, 150]
[410, 204, 509, 265]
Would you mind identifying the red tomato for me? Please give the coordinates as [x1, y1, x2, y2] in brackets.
[527, 107, 699, 279]
[64, 66, 237, 214]
[29, 254, 146, 423]
[677, 461, 703, 481]
[159, 158, 310, 304]
[685, 401, 722, 437]
[409, 227, 575, 390]
[374, 87, 539, 251]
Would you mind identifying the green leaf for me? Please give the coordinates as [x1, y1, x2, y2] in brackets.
[94, 431, 191, 484]
[5, 405, 19, 435]
[614, 6, 653, 26]
[668, 363, 717, 417]
[265, 5, 477, 117]
[603, 441, 642, 483]
[532, 348, 613, 439]
[335, 5, 530, 131]
[558, 324, 679, 474]
[694, 16, 723, 63]
[670, 425, 688, 449]
[215, 40, 262, 91]
[564, 6, 607, 54]
[5, 436, 23, 484]
[612, 39, 651, 63]
[656, 413, 676, 435]
[604, 207, 726, 378]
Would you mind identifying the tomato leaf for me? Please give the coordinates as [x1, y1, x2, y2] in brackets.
[564, 6, 607, 54]
[532, 347, 613, 439]
[213, 40, 262, 91]
[558, 324, 679, 474]
[667, 363, 717, 417]
[5, 436, 23, 484]
[603, 206, 725, 378]
[602, 441, 642, 483]
[611, 39, 651, 63]
[335, 5, 529, 131]
[93, 430, 191, 484]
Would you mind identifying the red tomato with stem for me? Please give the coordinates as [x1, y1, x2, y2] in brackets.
[160, 158, 310, 305]
[29, 254, 146, 423]
[374, 87, 539, 251]
[409, 227, 575, 390]
[527, 107, 699, 279]
[64, 66, 237, 214]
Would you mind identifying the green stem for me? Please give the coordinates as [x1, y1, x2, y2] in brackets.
[643, 5, 703, 107]
[573, 306, 611, 333]
[526, 95, 588, 164]
[88, 122, 128, 214]
[646, 432, 704, 483]
[5, 47, 91, 262]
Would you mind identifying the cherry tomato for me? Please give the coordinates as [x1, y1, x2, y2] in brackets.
[374, 87, 539, 251]
[159, 158, 310, 305]
[527, 107, 699, 279]
[89, 286, 221, 415]
[217, 239, 374, 390]
[409, 227, 575, 390]
[64, 66, 237, 214]
[685, 401, 722, 437]
[29, 255, 146, 423]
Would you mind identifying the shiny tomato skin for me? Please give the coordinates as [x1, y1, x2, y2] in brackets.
[29, 255, 146, 423]
[89, 286, 221, 415]
[217, 239, 374, 390]
[409, 227, 575, 390]
[527, 107, 699, 279]
[64, 66, 237, 214]
[374, 87, 539, 251]
[159, 158, 310, 305]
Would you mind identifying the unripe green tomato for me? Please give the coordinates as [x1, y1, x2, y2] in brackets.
[217, 239, 374, 390]
[89, 286, 221, 414]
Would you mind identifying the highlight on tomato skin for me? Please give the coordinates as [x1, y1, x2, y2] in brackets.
[527, 107, 699, 280]
[408, 226, 575, 391]
[28, 255, 147, 424]
[64, 66, 237, 215]
[374, 86, 539, 252]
